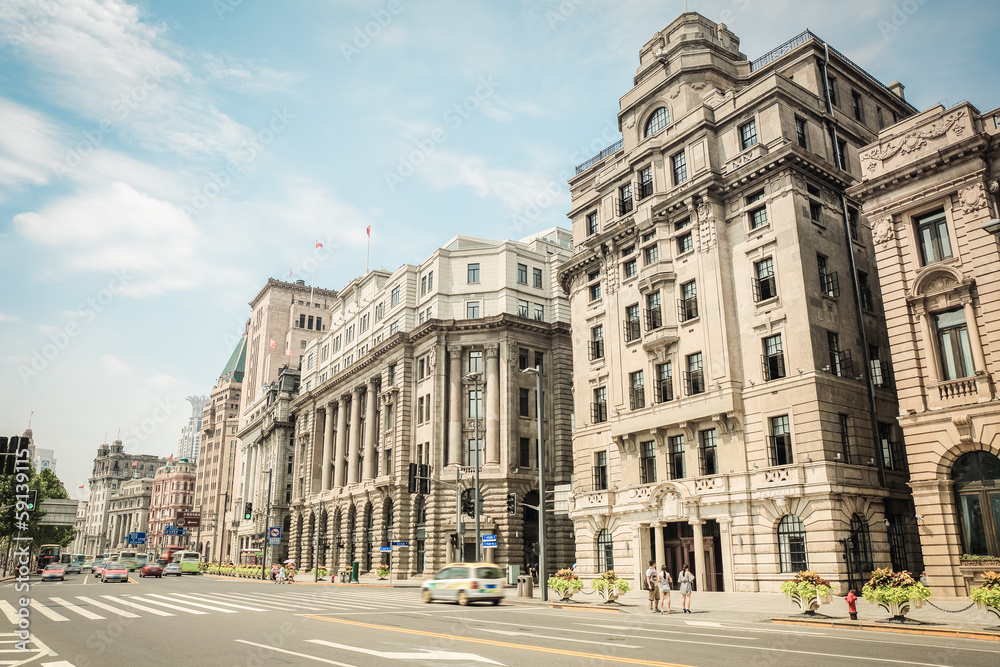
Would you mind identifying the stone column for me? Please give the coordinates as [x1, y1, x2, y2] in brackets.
[919, 311, 940, 383]
[363, 378, 378, 480]
[447, 344, 463, 466]
[321, 406, 335, 491]
[303, 513, 314, 571]
[963, 301, 988, 373]
[334, 396, 348, 488]
[348, 387, 364, 484]
[653, 522, 666, 570]
[690, 519, 706, 592]
[485, 343, 501, 465]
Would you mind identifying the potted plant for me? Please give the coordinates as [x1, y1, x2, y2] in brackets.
[376, 565, 390, 579]
[340, 567, 352, 583]
[317, 567, 329, 580]
[861, 567, 932, 622]
[780, 571, 833, 614]
[592, 570, 631, 603]
[970, 570, 1000, 622]
[547, 568, 583, 601]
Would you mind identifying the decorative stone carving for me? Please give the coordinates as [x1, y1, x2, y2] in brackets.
[623, 115, 635, 130]
[860, 109, 967, 172]
[660, 492, 682, 519]
[427, 348, 436, 374]
[956, 182, 987, 215]
[952, 414, 974, 444]
[506, 342, 519, 368]
[484, 342, 499, 357]
[872, 216, 895, 246]
[696, 199, 717, 253]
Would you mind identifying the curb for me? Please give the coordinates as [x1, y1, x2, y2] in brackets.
[772, 617, 1000, 641]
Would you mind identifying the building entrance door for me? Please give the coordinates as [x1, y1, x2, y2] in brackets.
[654, 520, 724, 592]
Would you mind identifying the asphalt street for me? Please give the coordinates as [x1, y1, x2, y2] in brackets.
[2, 574, 1000, 666]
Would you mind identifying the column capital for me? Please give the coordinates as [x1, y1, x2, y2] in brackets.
[353, 385, 366, 397]
[367, 376, 380, 390]
[484, 342, 499, 357]
[687, 518, 704, 526]
[447, 343, 464, 354]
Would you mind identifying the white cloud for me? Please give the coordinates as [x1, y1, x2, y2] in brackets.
[0, 98, 63, 192]
[100, 353, 129, 374]
[0, 312, 21, 323]
[148, 374, 178, 389]
[202, 53, 304, 95]
[0, 354, 32, 365]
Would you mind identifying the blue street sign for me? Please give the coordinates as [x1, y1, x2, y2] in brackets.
[483, 535, 496, 540]
[391, 541, 409, 547]
[482, 534, 497, 547]
[379, 546, 392, 552]
[268, 527, 281, 545]
[127, 532, 146, 545]
[164, 526, 185, 536]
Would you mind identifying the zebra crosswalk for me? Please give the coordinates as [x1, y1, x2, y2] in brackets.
[0, 589, 426, 625]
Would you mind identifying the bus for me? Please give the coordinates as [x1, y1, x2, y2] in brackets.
[172, 551, 201, 574]
[119, 551, 139, 571]
[38, 545, 61, 572]
[164, 545, 185, 563]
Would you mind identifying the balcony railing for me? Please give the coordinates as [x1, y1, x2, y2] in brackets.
[644, 308, 663, 331]
[575, 139, 624, 175]
[623, 318, 641, 343]
[938, 376, 978, 401]
[588, 339, 605, 361]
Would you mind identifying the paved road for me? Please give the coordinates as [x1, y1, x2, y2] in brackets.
[3, 574, 1000, 666]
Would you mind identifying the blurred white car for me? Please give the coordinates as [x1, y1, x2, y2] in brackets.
[421, 562, 505, 605]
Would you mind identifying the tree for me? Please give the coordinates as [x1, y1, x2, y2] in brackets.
[0, 463, 76, 561]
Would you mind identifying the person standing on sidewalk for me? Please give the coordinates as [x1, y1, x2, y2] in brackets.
[645, 561, 662, 613]
[678, 563, 695, 613]
[659, 565, 673, 613]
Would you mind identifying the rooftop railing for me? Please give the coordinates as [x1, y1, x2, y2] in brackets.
[575, 139, 623, 175]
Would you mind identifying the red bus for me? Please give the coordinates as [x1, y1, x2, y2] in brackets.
[163, 545, 184, 563]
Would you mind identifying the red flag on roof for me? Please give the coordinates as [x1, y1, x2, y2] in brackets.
[366, 225, 371, 237]
[132, 460, 137, 467]
[78, 485, 84, 489]
[270, 340, 277, 349]
[316, 241, 323, 248]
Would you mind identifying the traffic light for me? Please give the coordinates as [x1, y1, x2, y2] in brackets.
[506, 492, 517, 515]
[407, 462, 417, 494]
[462, 495, 475, 518]
[0, 437, 10, 476]
[450, 534, 458, 549]
[243, 502, 253, 520]
[26, 489, 37, 511]
[418, 464, 430, 494]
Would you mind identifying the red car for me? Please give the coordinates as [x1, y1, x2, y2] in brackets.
[92, 561, 107, 577]
[140, 563, 163, 578]
[102, 562, 129, 583]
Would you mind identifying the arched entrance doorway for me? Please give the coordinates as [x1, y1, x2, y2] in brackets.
[954, 450, 1000, 555]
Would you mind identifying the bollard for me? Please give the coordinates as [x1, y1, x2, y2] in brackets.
[351, 560, 360, 583]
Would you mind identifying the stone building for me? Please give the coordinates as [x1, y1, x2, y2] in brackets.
[232, 279, 338, 562]
[557, 13, 922, 593]
[79, 440, 162, 555]
[847, 101, 1000, 595]
[147, 458, 197, 552]
[105, 478, 153, 551]
[287, 228, 575, 579]
[193, 331, 246, 563]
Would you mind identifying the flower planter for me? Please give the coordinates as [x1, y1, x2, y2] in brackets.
[975, 600, 1000, 621]
[784, 591, 822, 613]
[780, 572, 832, 616]
[862, 568, 932, 622]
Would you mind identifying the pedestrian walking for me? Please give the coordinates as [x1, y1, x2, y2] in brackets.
[659, 565, 673, 613]
[270, 563, 279, 582]
[845, 589, 859, 620]
[276, 565, 287, 584]
[645, 560, 662, 613]
[678, 563, 695, 613]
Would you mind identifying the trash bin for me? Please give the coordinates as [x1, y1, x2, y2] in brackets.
[351, 560, 360, 583]
[517, 574, 533, 598]
[507, 564, 520, 586]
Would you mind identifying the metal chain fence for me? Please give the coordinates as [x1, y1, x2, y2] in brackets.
[924, 600, 976, 613]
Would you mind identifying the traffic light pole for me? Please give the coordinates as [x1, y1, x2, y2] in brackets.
[523, 366, 546, 601]
[261, 469, 272, 581]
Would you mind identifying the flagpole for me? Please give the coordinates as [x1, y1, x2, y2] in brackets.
[366, 227, 371, 273]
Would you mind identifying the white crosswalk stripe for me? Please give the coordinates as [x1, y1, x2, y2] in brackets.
[48, 597, 104, 620]
[170, 593, 267, 612]
[125, 596, 208, 614]
[75, 596, 140, 618]
[214, 592, 308, 610]
[103, 596, 174, 616]
[144, 594, 238, 613]
[0, 601, 20, 624]
[28, 600, 68, 622]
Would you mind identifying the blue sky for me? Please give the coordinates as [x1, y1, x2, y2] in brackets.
[1, 0, 998, 495]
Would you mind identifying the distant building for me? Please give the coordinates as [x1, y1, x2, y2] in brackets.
[34, 447, 56, 475]
[71, 500, 88, 555]
[148, 458, 197, 552]
[176, 396, 210, 460]
[105, 478, 154, 551]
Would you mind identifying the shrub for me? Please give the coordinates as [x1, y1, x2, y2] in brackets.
[780, 570, 832, 600]
[376, 566, 390, 578]
[970, 570, 1000, 609]
[547, 568, 583, 595]
[861, 567, 931, 606]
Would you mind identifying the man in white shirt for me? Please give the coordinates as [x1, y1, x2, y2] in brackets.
[645, 560, 661, 612]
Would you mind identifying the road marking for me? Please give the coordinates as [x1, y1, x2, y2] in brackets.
[307, 638, 504, 664]
[0, 601, 20, 624]
[28, 600, 68, 622]
[172, 594, 267, 612]
[103, 596, 173, 616]
[301, 616, 694, 666]
[233, 639, 355, 666]
[41, 662, 76, 666]
[583, 622, 806, 638]
[216, 592, 313, 610]
[48, 597, 104, 620]
[478, 628, 641, 649]
[144, 594, 238, 613]
[75, 597, 139, 619]
[125, 596, 207, 615]
[448, 616, 757, 641]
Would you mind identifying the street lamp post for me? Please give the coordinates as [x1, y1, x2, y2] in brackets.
[261, 469, 272, 581]
[463, 372, 483, 562]
[522, 365, 546, 601]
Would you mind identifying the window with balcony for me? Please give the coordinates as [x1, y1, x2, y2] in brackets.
[677, 232, 693, 255]
[685, 352, 704, 396]
[589, 325, 605, 361]
[762, 334, 786, 381]
[623, 258, 637, 279]
[753, 257, 777, 302]
[778, 515, 808, 572]
[916, 209, 953, 265]
[878, 422, 905, 471]
[638, 166, 653, 199]
[533, 267, 543, 288]
[629, 371, 645, 410]
[739, 120, 758, 150]
[588, 270, 601, 301]
[768, 415, 793, 466]
[700, 429, 718, 476]
[645, 107, 670, 136]
[586, 211, 599, 236]
[672, 151, 687, 185]
[468, 263, 480, 283]
[828, 331, 853, 377]
[936, 308, 974, 380]
[645, 292, 662, 330]
[668, 435, 686, 479]
[640, 441, 657, 484]
[618, 183, 633, 216]
[679, 280, 698, 321]
[858, 271, 873, 311]
[624, 304, 641, 343]
[655, 362, 673, 402]
[593, 451, 608, 490]
[818, 255, 840, 297]
[517, 263, 528, 284]
[592, 387, 608, 423]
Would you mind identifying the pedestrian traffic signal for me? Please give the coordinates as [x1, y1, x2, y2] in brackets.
[506, 492, 517, 515]
[26, 489, 36, 511]
[244, 502, 253, 520]
[418, 464, 430, 494]
[450, 534, 458, 549]
[407, 462, 418, 494]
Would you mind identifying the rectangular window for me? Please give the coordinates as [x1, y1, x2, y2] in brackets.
[878, 422, 905, 471]
[517, 263, 528, 284]
[739, 120, 758, 150]
[838, 414, 852, 464]
[420, 276, 427, 296]
[677, 232, 693, 255]
[321, 344, 329, 361]
[468, 263, 480, 283]
[466, 439, 482, 468]
[870, 345, 892, 389]
[418, 357, 426, 380]
[795, 116, 808, 148]
[679, 280, 698, 321]
[916, 209, 953, 264]
[749, 205, 768, 230]
[417, 396, 425, 424]
[700, 429, 718, 476]
[391, 286, 400, 306]
[809, 200, 822, 222]
[519, 437, 531, 468]
[768, 415, 793, 466]
[640, 441, 657, 484]
[645, 292, 662, 330]
[668, 435, 686, 480]
[623, 258, 637, 279]
[618, 183, 633, 215]
[468, 350, 482, 374]
[848, 206, 859, 240]
[588, 269, 601, 301]
[877, 106, 885, 130]
[593, 451, 608, 490]
[672, 151, 687, 184]
[852, 90, 864, 122]
[427, 271, 433, 291]
[533, 303, 544, 321]
[466, 302, 480, 319]
[519, 388, 530, 417]
[307, 315, 314, 330]
[673, 219, 689, 232]
[533, 267, 543, 288]
[624, 304, 641, 343]
[375, 303, 383, 321]
[534, 351, 543, 372]
[518, 299, 529, 317]
[586, 211, 599, 236]
[753, 257, 777, 302]
[346, 325, 355, 343]
[818, 255, 840, 297]
[685, 352, 704, 396]
[388, 364, 397, 385]
[638, 166, 653, 199]
[828, 331, 853, 377]
[468, 388, 483, 419]
[306, 352, 314, 369]
[592, 387, 608, 423]
[837, 139, 849, 172]
[389, 321, 398, 335]
[858, 271, 873, 311]
[762, 334, 786, 381]
[936, 309, 975, 379]
[589, 325, 605, 361]
[827, 76, 838, 106]
[621, 244, 635, 256]
[644, 243, 658, 265]
[655, 362, 673, 403]
[359, 313, 369, 333]
[518, 347, 529, 371]
[629, 370, 645, 410]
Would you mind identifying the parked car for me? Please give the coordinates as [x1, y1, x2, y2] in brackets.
[140, 563, 163, 578]
[102, 562, 129, 583]
[164, 562, 183, 577]
[421, 562, 506, 605]
[92, 561, 107, 577]
[41, 564, 66, 581]
[64, 562, 81, 575]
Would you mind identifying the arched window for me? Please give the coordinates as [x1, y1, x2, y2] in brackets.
[778, 515, 808, 572]
[644, 107, 670, 137]
[850, 514, 874, 572]
[954, 451, 1000, 556]
[597, 529, 614, 572]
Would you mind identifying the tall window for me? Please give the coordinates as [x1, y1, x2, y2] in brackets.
[518, 299, 529, 317]
[467, 263, 480, 283]
[420, 275, 428, 296]
[587, 211, 599, 236]
[517, 263, 528, 284]
[618, 183, 633, 215]
[466, 302, 480, 319]
[391, 286, 400, 306]
[762, 334, 786, 381]
[870, 345, 892, 389]
[936, 309, 975, 380]
[672, 151, 687, 185]
[593, 451, 608, 491]
[629, 371, 645, 410]
[749, 204, 768, 230]
[851, 90, 864, 123]
[644, 107, 670, 136]
[768, 415, 792, 466]
[916, 209, 952, 265]
[849, 514, 874, 572]
[592, 387, 608, 423]
[679, 280, 698, 321]
[645, 292, 662, 330]
[655, 362, 673, 403]
[838, 414, 852, 464]
[468, 350, 482, 374]
[588, 270, 602, 301]
[818, 255, 840, 297]
[753, 257, 777, 302]
[640, 441, 656, 484]
[827, 76, 838, 106]
[623, 257, 637, 279]
[519, 388, 530, 417]
[668, 435, 685, 479]
[795, 116, 808, 148]
[533, 267, 543, 288]
[778, 515, 808, 572]
[848, 207, 860, 240]
[519, 437, 530, 467]
[953, 451, 1000, 556]
[466, 439, 482, 467]
[589, 325, 605, 361]
[828, 331, 852, 377]
[685, 353, 704, 396]
[858, 271, 873, 311]
[597, 528, 614, 572]
[739, 120, 758, 150]
[699, 429, 718, 476]
[837, 140, 849, 172]
[644, 243, 658, 265]
[624, 304, 641, 343]
[638, 166, 653, 199]
[878, 422, 905, 472]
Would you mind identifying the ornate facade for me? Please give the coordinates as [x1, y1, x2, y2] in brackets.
[147, 458, 196, 551]
[558, 14, 921, 593]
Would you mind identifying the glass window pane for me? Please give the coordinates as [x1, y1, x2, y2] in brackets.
[959, 494, 988, 555]
[981, 454, 1000, 481]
